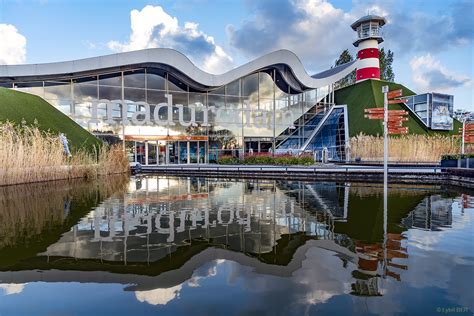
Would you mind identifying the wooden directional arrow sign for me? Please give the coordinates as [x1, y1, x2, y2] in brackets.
[365, 114, 384, 119]
[388, 99, 409, 105]
[365, 108, 384, 113]
[387, 89, 403, 99]
[364, 108, 408, 115]
[388, 116, 408, 121]
[389, 130, 409, 135]
[388, 127, 409, 134]
[387, 122, 404, 127]
[387, 110, 409, 115]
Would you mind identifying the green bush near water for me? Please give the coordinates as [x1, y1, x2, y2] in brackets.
[218, 154, 314, 165]
[441, 154, 474, 160]
[217, 156, 240, 164]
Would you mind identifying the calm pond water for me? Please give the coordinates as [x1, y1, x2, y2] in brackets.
[0, 175, 473, 316]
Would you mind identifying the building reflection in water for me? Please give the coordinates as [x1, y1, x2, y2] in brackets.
[42, 177, 339, 265]
[0, 175, 465, 306]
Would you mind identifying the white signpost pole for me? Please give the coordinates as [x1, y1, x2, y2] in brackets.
[382, 86, 389, 181]
[382, 85, 389, 280]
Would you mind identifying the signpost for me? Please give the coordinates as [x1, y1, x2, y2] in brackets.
[364, 87, 410, 282]
[364, 86, 410, 189]
[460, 122, 474, 154]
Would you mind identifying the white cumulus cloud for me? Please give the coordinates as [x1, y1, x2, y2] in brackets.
[227, 0, 357, 71]
[0, 283, 26, 295]
[0, 24, 27, 65]
[410, 54, 471, 92]
[107, 5, 233, 74]
[135, 284, 182, 306]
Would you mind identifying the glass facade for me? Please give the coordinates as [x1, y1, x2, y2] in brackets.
[9, 67, 347, 163]
[276, 106, 347, 161]
[305, 107, 347, 161]
[406, 92, 454, 130]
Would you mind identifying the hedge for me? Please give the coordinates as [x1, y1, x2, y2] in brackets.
[441, 154, 474, 160]
[218, 154, 314, 165]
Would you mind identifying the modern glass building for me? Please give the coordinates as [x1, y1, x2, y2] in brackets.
[0, 49, 356, 164]
[405, 92, 454, 130]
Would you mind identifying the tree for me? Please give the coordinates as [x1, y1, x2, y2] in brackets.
[333, 49, 356, 89]
[379, 48, 395, 82]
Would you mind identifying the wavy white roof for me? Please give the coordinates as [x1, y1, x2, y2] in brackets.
[0, 48, 358, 91]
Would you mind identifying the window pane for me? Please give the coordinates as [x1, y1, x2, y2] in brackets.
[98, 85, 121, 100]
[124, 69, 145, 88]
[124, 87, 146, 102]
[146, 68, 166, 90]
[48, 99, 72, 115]
[243, 73, 258, 97]
[74, 84, 97, 100]
[275, 84, 288, 100]
[259, 72, 274, 99]
[226, 80, 240, 96]
[99, 72, 122, 87]
[44, 81, 71, 100]
[168, 74, 188, 92]
[209, 85, 225, 95]
[147, 89, 167, 104]
[74, 102, 93, 118]
[189, 92, 205, 107]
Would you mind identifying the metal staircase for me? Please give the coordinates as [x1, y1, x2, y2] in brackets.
[275, 101, 333, 151]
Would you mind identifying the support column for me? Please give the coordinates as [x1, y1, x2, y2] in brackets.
[187, 142, 190, 164]
[145, 141, 149, 166]
[156, 140, 159, 165]
[134, 141, 137, 163]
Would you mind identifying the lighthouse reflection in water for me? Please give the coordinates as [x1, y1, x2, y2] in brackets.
[0, 176, 472, 316]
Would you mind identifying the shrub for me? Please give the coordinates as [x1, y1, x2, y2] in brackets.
[218, 152, 315, 165]
[441, 153, 474, 160]
[218, 155, 239, 164]
[299, 155, 315, 165]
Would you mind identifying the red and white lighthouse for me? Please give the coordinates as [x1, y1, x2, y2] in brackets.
[351, 15, 387, 82]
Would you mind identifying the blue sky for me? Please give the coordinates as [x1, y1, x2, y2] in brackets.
[0, 0, 472, 110]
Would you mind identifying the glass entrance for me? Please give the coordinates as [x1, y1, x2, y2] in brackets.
[175, 141, 207, 164]
[179, 141, 188, 164]
[189, 142, 198, 163]
[133, 139, 208, 165]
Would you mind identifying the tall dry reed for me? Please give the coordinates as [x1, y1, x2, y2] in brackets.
[349, 133, 465, 162]
[0, 175, 129, 249]
[0, 121, 129, 186]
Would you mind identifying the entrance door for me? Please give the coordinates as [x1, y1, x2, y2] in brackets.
[189, 141, 198, 163]
[157, 142, 166, 165]
[198, 141, 206, 163]
[179, 141, 188, 164]
[175, 141, 207, 164]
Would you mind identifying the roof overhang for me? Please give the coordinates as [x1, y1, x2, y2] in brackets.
[0, 48, 359, 93]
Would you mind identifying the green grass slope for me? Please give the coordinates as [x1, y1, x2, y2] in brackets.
[0, 87, 101, 152]
[334, 79, 462, 137]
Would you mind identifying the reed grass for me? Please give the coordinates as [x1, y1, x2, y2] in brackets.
[349, 133, 468, 162]
[0, 175, 129, 251]
[0, 121, 129, 186]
